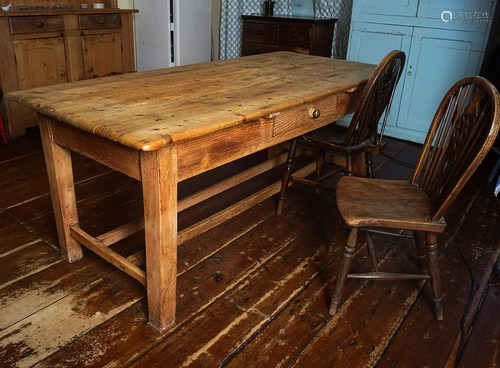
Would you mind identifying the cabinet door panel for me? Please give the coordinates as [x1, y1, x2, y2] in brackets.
[13, 37, 68, 90]
[417, 0, 492, 20]
[13, 36, 68, 127]
[397, 28, 481, 140]
[347, 22, 413, 129]
[353, 0, 418, 17]
[82, 33, 123, 78]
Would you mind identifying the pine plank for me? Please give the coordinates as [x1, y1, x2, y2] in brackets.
[377, 180, 500, 368]
[0, 270, 144, 368]
[225, 237, 420, 368]
[0, 233, 142, 330]
[0, 180, 304, 336]
[0, 241, 62, 289]
[0, 128, 42, 163]
[459, 278, 500, 368]
[0, 212, 41, 257]
[0, 152, 112, 210]
[34, 190, 336, 367]
[6, 53, 374, 151]
[130, 213, 342, 368]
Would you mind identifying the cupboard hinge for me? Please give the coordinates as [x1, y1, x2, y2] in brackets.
[170, 22, 174, 32]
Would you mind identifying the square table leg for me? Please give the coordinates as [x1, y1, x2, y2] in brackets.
[140, 146, 178, 332]
[39, 116, 83, 262]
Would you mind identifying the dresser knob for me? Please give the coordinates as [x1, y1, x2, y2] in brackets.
[291, 33, 297, 38]
[99, 18, 107, 25]
[87, 66, 94, 73]
[256, 30, 263, 35]
[60, 71, 67, 77]
[36, 21, 45, 28]
[309, 108, 321, 119]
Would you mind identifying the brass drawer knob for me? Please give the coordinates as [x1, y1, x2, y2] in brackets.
[309, 108, 321, 119]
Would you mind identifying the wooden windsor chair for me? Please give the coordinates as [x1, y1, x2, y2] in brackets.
[329, 76, 500, 320]
[276, 50, 406, 215]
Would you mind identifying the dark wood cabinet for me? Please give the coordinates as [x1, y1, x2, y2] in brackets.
[241, 15, 336, 57]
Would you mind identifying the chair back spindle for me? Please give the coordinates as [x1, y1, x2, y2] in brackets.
[343, 50, 406, 147]
[411, 77, 500, 220]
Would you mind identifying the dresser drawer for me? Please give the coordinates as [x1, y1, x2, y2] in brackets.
[277, 25, 311, 47]
[243, 41, 311, 56]
[243, 42, 278, 56]
[79, 14, 122, 30]
[243, 22, 275, 43]
[9, 16, 64, 34]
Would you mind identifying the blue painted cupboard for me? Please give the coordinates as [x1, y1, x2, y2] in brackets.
[345, 0, 496, 142]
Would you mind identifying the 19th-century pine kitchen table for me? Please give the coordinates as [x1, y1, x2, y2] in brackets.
[5, 52, 374, 331]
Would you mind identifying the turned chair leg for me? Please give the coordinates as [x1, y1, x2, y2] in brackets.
[365, 231, 379, 272]
[426, 232, 443, 320]
[365, 151, 374, 178]
[413, 230, 428, 274]
[329, 227, 358, 316]
[328, 209, 343, 254]
[315, 148, 326, 194]
[345, 153, 354, 176]
[277, 140, 297, 215]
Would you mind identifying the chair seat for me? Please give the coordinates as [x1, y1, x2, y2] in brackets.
[336, 176, 447, 232]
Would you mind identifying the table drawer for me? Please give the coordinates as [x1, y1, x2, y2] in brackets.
[79, 14, 122, 30]
[243, 22, 275, 43]
[9, 16, 64, 34]
[277, 25, 311, 47]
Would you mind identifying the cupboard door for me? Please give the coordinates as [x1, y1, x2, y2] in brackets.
[396, 27, 482, 141]
[347, 22, 413, 130]
[417, 0, 493, 21]
[13, 36, 68, 90]
[81, 32, 123, 78]
[13, 36, 68, 127]
[353, 0, 418, 17]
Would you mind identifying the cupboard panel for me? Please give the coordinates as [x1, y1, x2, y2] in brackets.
[81, 32, 123, 78]
[13, 36, 68, 90]
[353, 0, 418, 17]
[347, 22, 413, 130]
[396, 28, 481, 137]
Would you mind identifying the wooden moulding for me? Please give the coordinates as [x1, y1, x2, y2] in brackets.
[178, 151, 289, 212]
[119, 161, 317, 269]
[83, 151, 292, 251]
[50, 119, 142, 180]
[347, 272, 431, 280]
[81, 155, 315, 270]
[70, 225, 147, 286]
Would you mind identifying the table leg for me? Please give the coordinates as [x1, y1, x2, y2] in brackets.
[39, 116, 83, 262]
[141, 146, 178, 332]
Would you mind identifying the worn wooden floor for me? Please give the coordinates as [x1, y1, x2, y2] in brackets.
[0, 128, 499, 368]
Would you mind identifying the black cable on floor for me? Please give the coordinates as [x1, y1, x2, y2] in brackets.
[380, 151, 416, 168]
[454, 202, 475, 368]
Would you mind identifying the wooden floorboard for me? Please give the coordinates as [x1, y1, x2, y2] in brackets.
[0, 128, 498, 368]
[459, 274, 500, 368]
